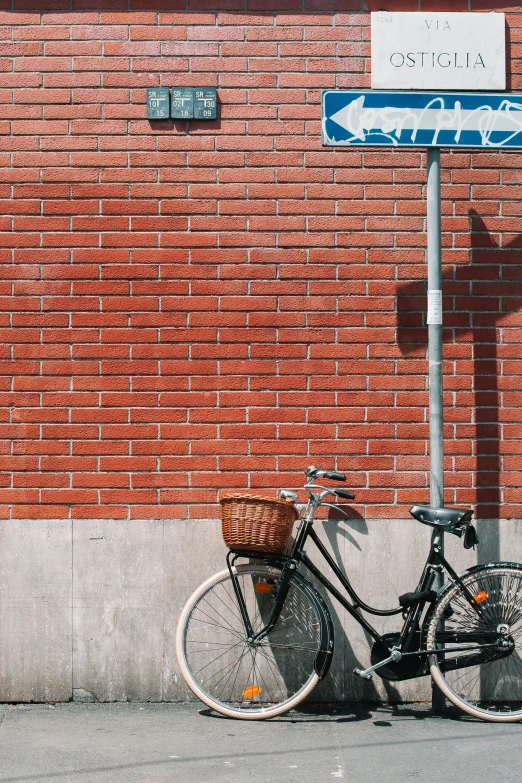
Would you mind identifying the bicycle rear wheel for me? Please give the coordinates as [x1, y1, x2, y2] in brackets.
[427, 564, 522, 721]
[175, 563, 330, 719]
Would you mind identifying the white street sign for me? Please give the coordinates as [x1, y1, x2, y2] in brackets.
[371, 12, 506, 91]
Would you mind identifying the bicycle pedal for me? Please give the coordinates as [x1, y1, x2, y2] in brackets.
[353, 668, 373, 681]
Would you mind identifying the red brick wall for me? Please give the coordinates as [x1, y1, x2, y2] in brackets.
[1, 2, 522, 520]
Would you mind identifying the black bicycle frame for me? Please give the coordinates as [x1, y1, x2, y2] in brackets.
[228, 515, 486, 658]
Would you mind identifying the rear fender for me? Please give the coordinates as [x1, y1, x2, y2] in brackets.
[422, 561, 522, 640]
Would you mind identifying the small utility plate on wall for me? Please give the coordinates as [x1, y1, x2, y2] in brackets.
[171, 88, 195, 119]
[194, 88, 217, 120]
[146, 88, 170, 120]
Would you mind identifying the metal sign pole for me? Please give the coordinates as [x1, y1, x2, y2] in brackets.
[426, 147, 446, 713]
[427, 148, 444, 508]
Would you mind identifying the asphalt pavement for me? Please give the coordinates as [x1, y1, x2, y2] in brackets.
[0, 701, 521, 783]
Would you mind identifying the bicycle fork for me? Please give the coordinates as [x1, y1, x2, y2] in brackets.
[226, 552, 295, 643]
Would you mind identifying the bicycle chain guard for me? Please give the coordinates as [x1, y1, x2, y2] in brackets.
[370, 632, 428, 681]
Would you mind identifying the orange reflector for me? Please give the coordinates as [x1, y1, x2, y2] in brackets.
[254, 582, 272, 594]
[474, 591, 489, 604]
[243, 685, 262, 699]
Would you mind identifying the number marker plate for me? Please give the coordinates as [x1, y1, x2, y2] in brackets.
[146, 88, 169, 120]
[171, 88, 194, 120]
[194, 88, 217, 120]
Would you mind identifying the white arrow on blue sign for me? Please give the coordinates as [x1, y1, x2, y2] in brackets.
[322, 90, 522, 148]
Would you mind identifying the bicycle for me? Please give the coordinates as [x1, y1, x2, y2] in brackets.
[176, 465, 522, 721]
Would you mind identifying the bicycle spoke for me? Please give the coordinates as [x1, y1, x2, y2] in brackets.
[259, 642, 320, 652]
[186, 639, 241, 647]
[216, 646, 251, 702]
[256, 643, 314, 678]
[226, 645, 251, 703]
[250, 646, 276, 705]
[254, 645, 287, 703]
[190, 605, 244, 641]
[199, 595, 245, 638]
[205, 654, 251, 695]
[200, 644, 251, 689]
[194, 640, 245, 678]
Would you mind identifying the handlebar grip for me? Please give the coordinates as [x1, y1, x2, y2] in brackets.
[334, 489, 355, 500]
[322, 470, 346, 482]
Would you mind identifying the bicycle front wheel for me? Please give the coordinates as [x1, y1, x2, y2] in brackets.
[175, 563, 330, 719]
[427, 564, 522, 721]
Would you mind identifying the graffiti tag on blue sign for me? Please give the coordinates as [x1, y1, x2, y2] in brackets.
[322, 91, 522, 148]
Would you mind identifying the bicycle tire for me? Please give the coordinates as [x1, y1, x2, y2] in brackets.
[426, 563, 522, 722]
[175, 563, 331, 720]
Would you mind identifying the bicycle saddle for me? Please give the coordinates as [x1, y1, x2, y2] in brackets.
[409, 505, 473, 533]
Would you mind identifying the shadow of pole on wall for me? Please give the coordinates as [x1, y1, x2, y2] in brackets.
[397, 207, 522, 564]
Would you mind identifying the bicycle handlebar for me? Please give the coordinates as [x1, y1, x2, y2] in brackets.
[305, 465, 346, 482]
[333, 488, 355, 500]
[323, 470, 347, 482]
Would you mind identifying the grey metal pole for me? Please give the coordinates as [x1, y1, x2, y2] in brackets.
[426, 147, 446, 713]
[427, 148, 444, 508]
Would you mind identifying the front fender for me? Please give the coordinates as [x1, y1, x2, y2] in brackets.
[294, 571, 335, 680]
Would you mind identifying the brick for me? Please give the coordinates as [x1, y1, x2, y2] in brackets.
[71, 505, 128, 519]
[12, 505, 70, 519]
[71, 25, 128, 40]
[46, 42, 102, 55]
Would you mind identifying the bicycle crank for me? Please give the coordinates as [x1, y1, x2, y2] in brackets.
[354, 646, 403, 681]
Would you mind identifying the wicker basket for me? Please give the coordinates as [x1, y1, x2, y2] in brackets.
[220, 492, 299, 554]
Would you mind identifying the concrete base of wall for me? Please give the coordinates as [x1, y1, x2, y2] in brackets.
[0, 517, 520, 703]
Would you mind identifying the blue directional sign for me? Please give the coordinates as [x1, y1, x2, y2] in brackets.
[322, 91, 522, 149]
